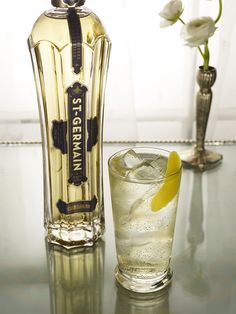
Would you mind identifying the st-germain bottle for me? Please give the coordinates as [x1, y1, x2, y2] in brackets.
[28, 0, 111, 248]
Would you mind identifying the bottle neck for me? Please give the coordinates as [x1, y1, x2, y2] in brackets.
[51, 0, 85, 8]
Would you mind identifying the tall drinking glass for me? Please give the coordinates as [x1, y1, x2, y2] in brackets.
[108, 147, 182, 293]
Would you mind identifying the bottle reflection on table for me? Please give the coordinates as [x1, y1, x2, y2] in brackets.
[115, 284, 170, 314]
[45, 239, 105, 314]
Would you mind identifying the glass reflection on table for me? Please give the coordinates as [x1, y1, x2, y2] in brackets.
[46, 240, 105, 314]
[115, 284, 169, 314]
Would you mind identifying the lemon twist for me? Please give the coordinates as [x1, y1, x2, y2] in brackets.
[151, 151, 182, 212]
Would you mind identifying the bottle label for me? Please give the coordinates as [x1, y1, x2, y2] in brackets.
[57, 196, 97, 214]
[52, 120, 68, 154]
[87, 117, 98, 152]
[67, 82, 88, 186]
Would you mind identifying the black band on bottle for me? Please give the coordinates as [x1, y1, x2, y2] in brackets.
[67, 8, 83, 74]
[57, 196, 97, 214]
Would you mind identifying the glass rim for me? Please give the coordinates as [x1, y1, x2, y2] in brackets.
[108, 146, 182, 183]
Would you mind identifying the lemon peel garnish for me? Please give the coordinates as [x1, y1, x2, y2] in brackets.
[151, 151, 181, 212]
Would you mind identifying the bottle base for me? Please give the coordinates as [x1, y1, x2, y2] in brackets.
[114, 266, 173, 293]
[46, 221, 104, 249]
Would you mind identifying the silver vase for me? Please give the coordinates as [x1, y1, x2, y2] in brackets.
[181, 66, 223, 171]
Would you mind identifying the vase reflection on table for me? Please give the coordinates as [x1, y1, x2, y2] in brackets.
[180, 66, 223, 171]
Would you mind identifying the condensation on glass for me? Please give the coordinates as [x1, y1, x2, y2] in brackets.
[28, 0, 111, 248]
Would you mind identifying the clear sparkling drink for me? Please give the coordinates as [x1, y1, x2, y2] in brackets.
[108, 147, 182, 293]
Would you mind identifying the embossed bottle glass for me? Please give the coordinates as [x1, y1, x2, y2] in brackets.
[28, 0, 111, 247]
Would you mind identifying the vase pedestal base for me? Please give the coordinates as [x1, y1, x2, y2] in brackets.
[180, 146, 223, 171]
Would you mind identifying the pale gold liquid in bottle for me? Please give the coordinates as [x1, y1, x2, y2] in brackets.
[28, 7, 111, 247]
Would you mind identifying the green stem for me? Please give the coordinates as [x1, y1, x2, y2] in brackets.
[215, 0, 223, 24]
[203, 41, 210, 70]
[178, 17, 185, 24]
[198, 47, 204, 59]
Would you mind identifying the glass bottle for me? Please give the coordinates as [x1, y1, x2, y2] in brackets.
[28, 0, 111, 248]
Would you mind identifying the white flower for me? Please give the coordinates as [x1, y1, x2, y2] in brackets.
[180, 16, 217, 47]
[159, 0, 183, 28]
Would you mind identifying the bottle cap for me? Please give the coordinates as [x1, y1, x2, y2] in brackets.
[51, 0, 85, 8]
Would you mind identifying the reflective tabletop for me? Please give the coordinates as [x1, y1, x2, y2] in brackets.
[0, 143, 235, 314]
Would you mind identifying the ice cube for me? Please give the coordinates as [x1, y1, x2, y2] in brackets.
[123, 149, 143, 169]
[111, 179, 153, 217]
[127, 162, 160, 180]
[127, 155, 167, 180]
[149, 155, 167, 177]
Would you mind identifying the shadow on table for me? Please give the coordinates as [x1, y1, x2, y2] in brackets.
[114, 284, 170, 314]
[45, 239, 105, 314]
[173, 172, 210, 297]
